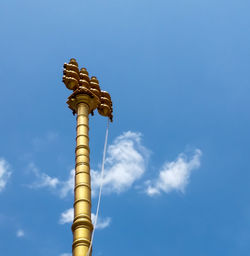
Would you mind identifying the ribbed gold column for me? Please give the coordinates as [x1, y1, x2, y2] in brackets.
[62, 58, 113, 256]
[72, 95, 93, 256]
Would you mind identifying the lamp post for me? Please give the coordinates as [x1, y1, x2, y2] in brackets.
[62, 58, 113, 256]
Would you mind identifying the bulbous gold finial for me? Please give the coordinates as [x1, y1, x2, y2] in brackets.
[62, 58, 113, 121]
[62, 58, 80, 90]
[89, 76, 101, 98]
[69, 58, 78, 66]
[79, 68, 90, 89]
[97, 90, 113, 121]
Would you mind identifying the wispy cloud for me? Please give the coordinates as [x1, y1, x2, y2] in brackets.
[60, 254, 71, 256]
[59, 208, 111, 230]
[59, 208, 73, 225]
[26, 132, 201, 199]
[27, 131, 149, 197]
[27, 163, 73, 197]
[0, 158, 11, 192]
[16, 229, 25, 238]
[146, 149, 202, 196]
[91, 213, 111, 230]
[60, 169, 74, 198]
[27, 163, 59, 189]
[91, 131, 149, 196]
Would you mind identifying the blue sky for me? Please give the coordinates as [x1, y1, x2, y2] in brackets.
[1, 0, 250, 255]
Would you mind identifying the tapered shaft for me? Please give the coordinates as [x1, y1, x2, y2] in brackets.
[72, 95, 93, 256]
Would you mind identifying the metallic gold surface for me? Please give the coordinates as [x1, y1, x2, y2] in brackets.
[61, 59, 113, 256]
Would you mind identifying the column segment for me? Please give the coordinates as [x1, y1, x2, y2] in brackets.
[72, 96, 93, 256]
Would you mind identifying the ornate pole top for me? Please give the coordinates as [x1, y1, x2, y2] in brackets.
[62, 58, 113, 121]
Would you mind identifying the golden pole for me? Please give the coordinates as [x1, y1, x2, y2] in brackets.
[62, 59, 113, 256]
[72, 96, 92, 256]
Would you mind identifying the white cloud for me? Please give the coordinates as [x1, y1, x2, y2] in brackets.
[59, 208, 74, 224]
[27, 163, 73, 197]
[28, 163, 59, 189]
[16, 229, 24, 238]
[0, 158, 11, 192]
[60, 169, 74, 198]
[59, 208, 111, 229]
[27, 132, 201, 200]
[146, 149, 202, 196]
[91, 213, 111, 230]
[91, 131, 149, 196]
[60, 254, 71, 256]
[26, 131, 149, 197]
